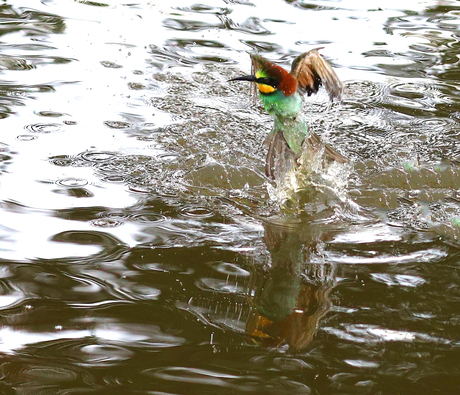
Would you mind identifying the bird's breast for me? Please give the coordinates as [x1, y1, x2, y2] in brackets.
[260, 91, 303, 118]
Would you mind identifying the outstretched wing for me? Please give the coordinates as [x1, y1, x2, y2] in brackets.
[290, 48, 343, 101]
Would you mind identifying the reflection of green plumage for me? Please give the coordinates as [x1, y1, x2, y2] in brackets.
[246, 219, 335, 350]
[230, 49, 346, 183]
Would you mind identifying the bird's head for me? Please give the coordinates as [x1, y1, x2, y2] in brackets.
[229, 49, 343, 102]
[229, 54, 297, 97]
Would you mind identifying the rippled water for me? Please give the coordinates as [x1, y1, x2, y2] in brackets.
[1, 0, 460, 393]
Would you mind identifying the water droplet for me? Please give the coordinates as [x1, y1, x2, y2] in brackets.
[91, 218, 123, 228]
[16, 134, 37, 141]
[56, 177, 88, 187]
[157, 153, 179, 162]
[345, 80, 385, 104]
[208, 261, 250, 276]
[24, 123, 63, 133]
[100, 60, 122, 69]
[101, 175, 126, 183]
[80, 344, 133, 364]
[36, 111, 65, 117]
[418, 118, 450, 128]
[52, 188, 93, 198]
[128, 82, 145, 90]
[390, 82, 429, 96]
[179, 205, 213, 218]
[105, 212, 129, 219]
[81, 151, 117, 162]
[128, 185, 150, 193]
[49, 156, 74, 167]
[130, 213, 166, 223]
[103, 121, 131, 129]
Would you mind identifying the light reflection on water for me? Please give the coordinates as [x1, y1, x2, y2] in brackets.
[0, 0, 459, 393]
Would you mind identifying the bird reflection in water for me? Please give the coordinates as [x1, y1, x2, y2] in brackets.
[245, 218, 337, 350]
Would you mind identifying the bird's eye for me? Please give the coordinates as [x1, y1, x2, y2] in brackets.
[256, 77, 279, 88]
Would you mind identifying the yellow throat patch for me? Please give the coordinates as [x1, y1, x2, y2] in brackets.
[257, 84, 276, 94]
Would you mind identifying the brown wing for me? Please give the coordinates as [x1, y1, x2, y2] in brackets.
[290, 48, 343, 101]
[264, 130, 347, 180]
[303, 132, 347, 164]
[264, 131, 299, 180]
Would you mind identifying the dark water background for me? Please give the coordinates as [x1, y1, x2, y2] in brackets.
[0, 0, 460, 393]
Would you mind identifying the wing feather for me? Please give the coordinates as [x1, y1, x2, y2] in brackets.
[291, 48, 343, 101]
[303, 132, 347, 164]
[264, 131, 298, 180]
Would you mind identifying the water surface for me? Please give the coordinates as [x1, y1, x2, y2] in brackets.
[0, 0, 459, 393]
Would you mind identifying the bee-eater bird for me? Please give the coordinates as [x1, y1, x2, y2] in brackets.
[229, 48, 346, 184]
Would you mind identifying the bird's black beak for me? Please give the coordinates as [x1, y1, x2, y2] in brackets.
[228, 75, 258, 83]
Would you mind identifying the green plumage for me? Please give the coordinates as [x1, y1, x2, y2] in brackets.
[259, 90, 303, 119]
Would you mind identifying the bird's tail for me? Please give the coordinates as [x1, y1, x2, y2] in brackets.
[264, 131, 298, 180]
[264, 131, 347, 180]
[302, 132, 347, 165]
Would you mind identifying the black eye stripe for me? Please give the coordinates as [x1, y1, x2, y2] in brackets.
[256, 77, 279, 88]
